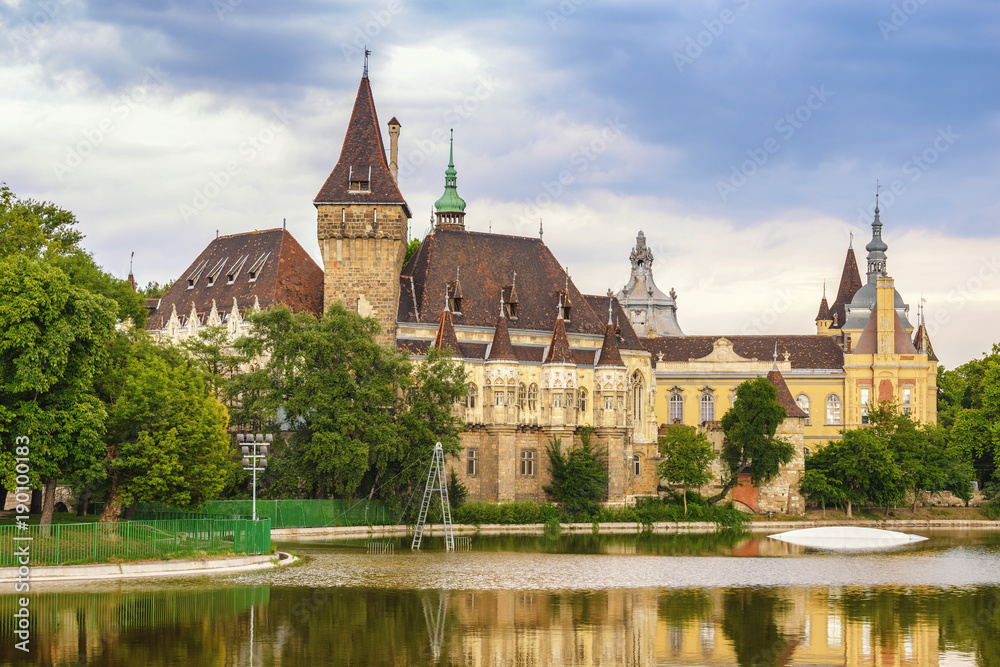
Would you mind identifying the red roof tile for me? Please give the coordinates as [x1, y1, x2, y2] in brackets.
[815, 297, 831, 322]
[830, 248, 863, 329]
[596, 324, 624, 367]
[314, 76, 410, 216]
[486, 313, 517, 361]
[853, 309, 917, 355]
[431, 308, 463, 357]
[544, 316, 573, 364]
[641, 335, 845, 370]
[766, 369, 809, 418]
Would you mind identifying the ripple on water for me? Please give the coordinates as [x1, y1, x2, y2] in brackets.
[241, 546, 1000, 591]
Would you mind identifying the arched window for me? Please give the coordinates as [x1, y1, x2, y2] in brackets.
[578, 389, 588, 413]
[669, 393, 683, 424]
[630, 371, 643, 422]
[528, 384, 538, 411]
[796, 394, 810, 425]
[826, 394, 841, 425]
[518, 383, 526, 409]
[700, 394, 715, 423]
[633, 454, 641, 476]
[466, 383, 477, 409]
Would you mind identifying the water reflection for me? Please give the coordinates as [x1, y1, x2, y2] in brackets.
[1, 534, 998, 666]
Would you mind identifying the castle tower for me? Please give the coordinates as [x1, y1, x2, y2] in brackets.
[616, 231, 683, 337]
[433, 130, 467, 230]
[315, 68, 411, 347]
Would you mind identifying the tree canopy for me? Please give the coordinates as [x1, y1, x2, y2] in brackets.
[543, 429, 608, 519]
[658, 425, 716, 514]
[709, 376, 795, 504]
[232, 303, 466, 503]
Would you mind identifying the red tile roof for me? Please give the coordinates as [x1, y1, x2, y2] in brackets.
[431, 308, 463, 357]
[486, 313, 517, 361]
[641, 335, 845, 370]
[146, 229, 323, 330]
[582, 294, 645, 352]
[852, 309, 917, 355]
[596, 324, 625, 367]
[766, 369, 809, 419]
[544, 316, 573, 364]
[830, 248, 863, 328]
[815, 297, 831, 322]
[314, 76, 410, 216]
[399, 227, 607, 336]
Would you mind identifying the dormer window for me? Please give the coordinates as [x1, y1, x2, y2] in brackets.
[556, 289, 571, 320]
[502, 284, 519, 319]
[348, 165, 371, 193]
[447, 278, 463, 314]
[226, 255, 248, 284]
[561, 303, 571, 320]
[205, 258, 228, 288]
[186, 259, 209, 289]
[449, 294, 462, 313]
[505, 301, 518, 318]
[247, 253, 269, 283]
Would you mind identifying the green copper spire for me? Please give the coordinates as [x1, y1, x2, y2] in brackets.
[434, 129, 467, 217]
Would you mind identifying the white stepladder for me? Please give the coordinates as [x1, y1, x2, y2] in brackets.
[411, 442, 454, 551]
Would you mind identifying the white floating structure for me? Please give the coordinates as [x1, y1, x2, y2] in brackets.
[769, 526, 928, 550]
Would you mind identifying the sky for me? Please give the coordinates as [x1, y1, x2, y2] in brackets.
[1, 0, 998, 369]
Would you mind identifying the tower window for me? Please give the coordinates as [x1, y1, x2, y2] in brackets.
[669, 393, 683, 424]
[700, 394, 715, 424]
[527, 384, 538, 411]
[578, 389, 587, 413]
[520, 450, 535, 476]
[467, 449, 478, 476]
[349, 180, 370, 193]
[634, 454, 641, 476]
[826, 395, 842, 425]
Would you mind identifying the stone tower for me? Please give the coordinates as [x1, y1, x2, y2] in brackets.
[315, 69, 411, 346]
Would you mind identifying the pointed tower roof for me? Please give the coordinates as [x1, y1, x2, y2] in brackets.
[815, 297, 831, 322]
[431, 306, 462, 357]
[486, 293, 516, 361]
[544, 307, 574, 364]
[314, 74, 410, 216]
[829, 247, 863, 329]
[596, 318, 624, 367]
[852, 309, 917, 355]
[766, 368, 808, 419]
[434, 130, 467, 229]
[913, 323, 939, 362]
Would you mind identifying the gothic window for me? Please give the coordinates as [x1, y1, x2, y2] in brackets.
[605, 395, 614, 410]
[796, 394, 811, 425]
[700, 394, 715, 424]
[616, 396, 624, 410]
[630, 372, 644, 422]
[495, 390, 505, 406]
[520, 450, 535, 476]
[528, 384, 538, 411]
[507, 388, 515, 407]
[633, 454, 641, 476]
[902, 388, 912, 405]
[860, 388, 870, 406]
[669, 393, 683, 424]
[467, 449, 478, 476]
[518, 383, 526, 409]
[466, 384, 477, 409]
[553, 393, 562, 408]
[826, 395, 842, 425]
[578, 389, 587, 413]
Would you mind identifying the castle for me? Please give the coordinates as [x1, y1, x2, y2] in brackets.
[147, 67, 938, 513]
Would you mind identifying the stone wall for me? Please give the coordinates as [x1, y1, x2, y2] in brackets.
[317, 203, 407, 346]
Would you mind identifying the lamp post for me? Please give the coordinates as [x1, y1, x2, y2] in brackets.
[238, 433, 271, 521]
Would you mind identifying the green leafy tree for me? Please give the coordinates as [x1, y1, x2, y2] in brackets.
[233, 303, 465, 501]
[0, 183, 83, 259]
[657, 425, 715, 514]
[404, 238, 421, 265]
[807, 430, 905, 517]
[447, 468, 468, 510]
[708, 377, 795, 504]
[181, 325, 248, 401]
[949, 355, 1000, 488]
[798, 468, 844, 518]
[97, 337, 232, 521]
[543, 429, 609, 520]
[0, 257, 116, 526]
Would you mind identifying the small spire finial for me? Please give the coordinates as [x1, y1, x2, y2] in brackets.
[129, 251, 134, 274]
[557, 293, 564, 321]
[875, 179, 881, 213]
[283, 217, 286, 230]
[363, 47, 370, 78]
[823, 279, 826, 299]
[564, 267, 569, 292]
[512, 271, 516, 288]
[448, 129, 454, 168]
[443, 283, 450, 313]
[607, 299, 613, 326]
[539, 218, 543, 241]
[500, 288, 505, 318]
[849, 231, 853, 248]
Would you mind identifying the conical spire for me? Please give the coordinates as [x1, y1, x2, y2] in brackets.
[865, 189, 888, 278]
[432, 284, 462, 356]
[596, 321, 624, 367]
[314, 72, 409, 216]
[815, 281, 831, 322]
[766, 367, 808, 419]
[544, 302, 573, 364]
[829, 246, 863, 329]
[486, 290, 516, 361]
[434, 129, 467, 229]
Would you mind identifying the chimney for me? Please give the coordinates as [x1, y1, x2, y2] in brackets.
[388, 117, 401, 182]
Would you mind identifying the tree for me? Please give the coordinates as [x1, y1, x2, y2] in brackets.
[657, 425, 715, 514]
[0, 256, 117, 526]
[708, 377, 795, 504]
[806, 430, 905, 517]
[97, 337, 232, 521]
[0, 183, 83, 260]
[233, 303, 465, 501]
[543, 429, 608, 519]
[404, 238, 421, 265]
[798, 468, 843, 518]
[181, 325, 248, 401]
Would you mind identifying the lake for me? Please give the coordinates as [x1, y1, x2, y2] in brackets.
[3, 529, 999, 666]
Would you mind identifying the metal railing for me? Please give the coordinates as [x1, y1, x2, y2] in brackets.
[0, 517, 271, 567]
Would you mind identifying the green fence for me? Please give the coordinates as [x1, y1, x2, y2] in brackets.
[195, 499, 397, 529]
[0, 517, 271, 567]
